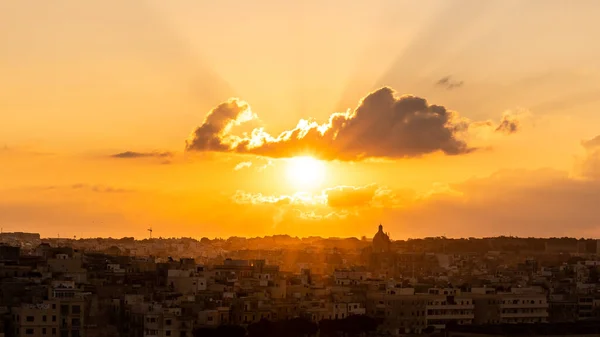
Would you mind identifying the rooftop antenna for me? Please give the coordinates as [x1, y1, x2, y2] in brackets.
[148, 227, 153, 239]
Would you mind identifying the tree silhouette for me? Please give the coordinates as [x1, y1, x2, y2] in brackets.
[248, 319, 272, 337]
[319, 319, 340, 337]
[423, 326, 435, 334]
[339, 315, 378, 336]
[193, 327, 216, 337]
[287, 317, 318, 336]
[215, 325, 246, 337]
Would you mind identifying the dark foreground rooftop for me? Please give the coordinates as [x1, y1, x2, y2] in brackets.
[446, 322, 600, 336]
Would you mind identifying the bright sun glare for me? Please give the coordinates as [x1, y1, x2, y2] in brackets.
[286, 156, 326, 190]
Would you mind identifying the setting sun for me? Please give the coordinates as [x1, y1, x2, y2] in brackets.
[285, 156, 326, 190]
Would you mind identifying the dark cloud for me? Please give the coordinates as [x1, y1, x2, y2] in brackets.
[186, 87, 517, 161]
[495, 112, 520, 134]
[185, 99, 254, 152]
[111, 151, 173, 159]
[436, 76, 464, 90]
[582, 135, 600, 150]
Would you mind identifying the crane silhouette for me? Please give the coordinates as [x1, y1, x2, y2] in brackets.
[148, 227, 153, 239]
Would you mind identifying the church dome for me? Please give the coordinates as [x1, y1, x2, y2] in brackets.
[372, 224, 390, 253]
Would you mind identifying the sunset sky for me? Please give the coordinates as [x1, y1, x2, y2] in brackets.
[2, 0, 600, 239]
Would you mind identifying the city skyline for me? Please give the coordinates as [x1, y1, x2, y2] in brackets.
[2, 0, 600, 239]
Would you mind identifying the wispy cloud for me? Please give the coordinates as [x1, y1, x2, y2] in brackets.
[70, 183, 130, 193]
[495, 111, 521, 134]
[234, 161, 252, 171]
[436, 76, 464, 90]
[110, 151, 173, 159]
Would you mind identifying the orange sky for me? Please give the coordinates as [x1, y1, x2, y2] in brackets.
[2, 0, 600, 239]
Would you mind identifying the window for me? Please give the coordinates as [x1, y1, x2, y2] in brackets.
[26, 316, 35, 322]
[61, 305, 69, 315]
[26, 329, 34, 335]
[166, 319, 172, 325]
[166, 331, 171, 336]
[43, 328, 47, 335]
[43, 315, 47, 322]
[52, 316, 56, 322]
[52, 304, 56, 309]
[52, 328, 57, 335]
[72, 305, 81, 314]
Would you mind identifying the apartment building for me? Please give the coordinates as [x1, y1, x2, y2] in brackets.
[367, 287, 475, 334]
[333, 269, 372, 286]
[166, 269, 207, 295]
[196, 307, 231, 327]
[12, 301, 59, 337]
[52, 281, 86, 337]
[425, 288, 475, 329]
[13, 299, 84, 337]
[472, 287, 548, 324]
[575, 294, 600, 320]
[230, 297, 274, 325]
[13, 280, 87, 337]
[47, 254, 87, 284]
[368, 289, 427, 334]
[128, 302, 193, 337]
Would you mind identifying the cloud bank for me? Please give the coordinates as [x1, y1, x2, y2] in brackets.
[186, 87, 518, 161]
[111, 151, 173, 159]
[4, 135, 600, 238]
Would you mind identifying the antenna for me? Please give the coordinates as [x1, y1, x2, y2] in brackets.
[148, 227, 153, 239]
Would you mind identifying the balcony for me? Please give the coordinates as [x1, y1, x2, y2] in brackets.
[501, 311, 549, 318]
[500, 303, 548, 309]
[349, 308, 367, 315]
[427, 313, 474, 320]
[427, 304, 474, 310]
